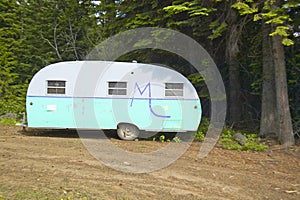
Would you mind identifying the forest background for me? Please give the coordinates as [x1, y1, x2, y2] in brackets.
[0, 0, 299, 145]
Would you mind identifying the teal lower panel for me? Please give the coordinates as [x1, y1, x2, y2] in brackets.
[26, 97, 201, 131]
[27, 97, 75, 128]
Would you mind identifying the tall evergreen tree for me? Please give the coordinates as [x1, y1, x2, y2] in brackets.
[0, 0, 23, 114]
[233, 0, 297, 145]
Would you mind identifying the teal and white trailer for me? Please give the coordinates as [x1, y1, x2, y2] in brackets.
[26, 61, 201, 140]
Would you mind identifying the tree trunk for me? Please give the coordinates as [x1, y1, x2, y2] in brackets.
[226, 10, 242, 125]
[260, 23, 278, 136]
[272, 34, 295, 146]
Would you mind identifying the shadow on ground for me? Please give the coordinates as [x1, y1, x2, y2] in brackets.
[19, 128, 119, 139]
[18, 128, 192, 142]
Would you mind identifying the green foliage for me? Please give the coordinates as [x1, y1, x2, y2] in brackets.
[221, 128, 267, 151]
[163, 4, 190, 15]
[194, 118, 210, 142]
[0, 0, 102, 116]
[265, 15, 290, 25]
[0, 83, 27, 115]
[188, 74, 205, 84]
[253, 14, 262, 21]
[0, 1, 25, 116]
[232, 0, 296, 46]
[193, 118, 268, 152]
[164, 2, 214, 17]
[150, 134, 181, 143]
[188, 74, 209, 99]
[159, 135, 165, 143]
[189, 7, 212, 17]
[283, 2, 299, 8]
[194, 130, 205, 142]
[172, 136, 181, 143]
[269, 26, 290, 37]
[282, 38, 295, 46]
[0, 118, 17, 126]
[208, 22, 227, 40]
[231, 2, 258, 15]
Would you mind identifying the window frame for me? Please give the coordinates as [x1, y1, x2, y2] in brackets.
[46, 80, 66, 95]
[107, 81, 127, 96]
[165, 82, 184, 97]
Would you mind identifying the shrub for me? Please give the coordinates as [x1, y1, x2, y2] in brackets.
[0, 118, 17, 126]
[159, 135, 165, 142]
[172, 136, 181, 143]
[194, 117, 210, 142]
[220, 127, 267, 151]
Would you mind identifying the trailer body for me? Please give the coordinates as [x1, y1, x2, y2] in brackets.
[26, 61, 201, 138]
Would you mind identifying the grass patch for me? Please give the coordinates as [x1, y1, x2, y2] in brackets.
[0, 186, 95, 200]
[0, 118, 17, 126]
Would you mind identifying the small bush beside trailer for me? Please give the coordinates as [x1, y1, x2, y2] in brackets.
[26, 61, 202, 140]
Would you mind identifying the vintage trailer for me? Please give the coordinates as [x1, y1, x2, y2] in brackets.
[26, 61, 201, 140]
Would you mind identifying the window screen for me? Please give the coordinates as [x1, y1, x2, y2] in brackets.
[165, 83, 184, 96]
[47, 80, 66, 94]
[108, 81, 127, 95]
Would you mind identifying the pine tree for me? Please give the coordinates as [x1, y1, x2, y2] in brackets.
[0, 0, 23, 114]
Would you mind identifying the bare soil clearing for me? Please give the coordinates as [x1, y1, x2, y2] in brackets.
[0, 126, 299, 199]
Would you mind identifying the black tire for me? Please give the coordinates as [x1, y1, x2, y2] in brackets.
[117, 123, 139, 140]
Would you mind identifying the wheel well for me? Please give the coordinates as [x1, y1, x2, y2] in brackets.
[117, 122, 139, 130]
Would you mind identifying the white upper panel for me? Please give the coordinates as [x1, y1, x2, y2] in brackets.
[27, 61, 199, 99]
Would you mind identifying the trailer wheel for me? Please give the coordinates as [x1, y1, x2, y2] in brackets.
[117, 123, 139, 141]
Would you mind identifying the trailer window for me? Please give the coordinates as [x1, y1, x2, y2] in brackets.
[47, 80, 66, 94]
[108, 81, 127, 95]
[165, 83, 183, 96]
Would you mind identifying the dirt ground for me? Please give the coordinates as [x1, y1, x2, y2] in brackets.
[0, 126, 299, 200]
